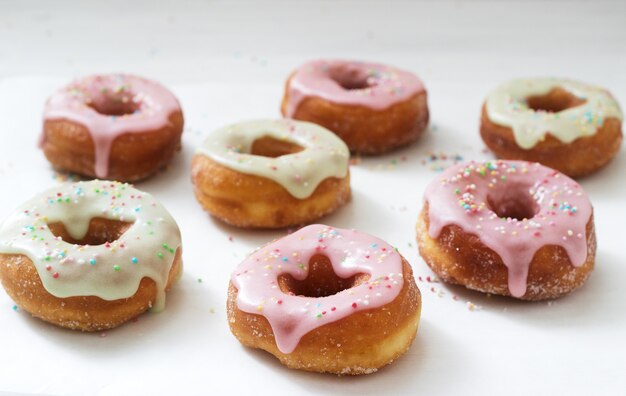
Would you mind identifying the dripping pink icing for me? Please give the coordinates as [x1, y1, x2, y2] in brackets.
[284, 60, 425, 117]
[231, 224, 404, 354]
[424, 160, 592, 297]
[41, 74, 181, 178]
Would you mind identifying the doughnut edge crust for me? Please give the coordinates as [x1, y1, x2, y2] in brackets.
[191, 155, 351, 229]
[416, 204, 595, 300]
[481, 106, 622, 178]
[0, 250, 182, 331]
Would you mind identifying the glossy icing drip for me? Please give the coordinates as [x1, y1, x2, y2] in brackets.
[424, 160, 592, 297]
[42, 74, 182, 178]
[232, 224, 404, 353]
[285, 60, 425, 117]
[196, 119, 349, 199]
[486, 78, 623, 149]
[0, 180, 182, 311]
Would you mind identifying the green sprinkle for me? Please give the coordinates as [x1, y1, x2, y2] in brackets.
[157, 252, 163, 259]
[113, 265, 121, 272]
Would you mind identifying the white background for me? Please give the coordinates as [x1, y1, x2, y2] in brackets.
[0, 1, 625, 395]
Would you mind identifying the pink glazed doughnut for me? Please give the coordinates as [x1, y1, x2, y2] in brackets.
[40, 74, 184, 182]
[281, 60, 429, 154]
[416, 160, 596, 300]
[227, 224, 422, 375]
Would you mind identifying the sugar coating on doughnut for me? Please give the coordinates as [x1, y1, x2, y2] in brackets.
[0, 180, 181, 311]
[485, 78, 623, 149]
[284, 60, 425, 117]
[231, 224, 404, 353]
[196, 119, 349, 199]
[424, 160, 592, 297]
[42, 74, 182, 178]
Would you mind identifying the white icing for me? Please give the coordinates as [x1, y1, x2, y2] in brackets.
[196, 119, 350, 199]
[486, 78, 623, 149]
[0, 180, 182, 311]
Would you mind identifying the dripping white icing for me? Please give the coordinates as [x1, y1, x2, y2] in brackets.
[196, 119, 349, 199]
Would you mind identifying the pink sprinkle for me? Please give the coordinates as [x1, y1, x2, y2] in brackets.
[351, 302, 357, 308]
[53, 272, 59, 279]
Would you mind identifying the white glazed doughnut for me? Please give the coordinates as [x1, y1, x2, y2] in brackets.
[0, 180, 182, 330]
[481, 78, 623, 177]
[191, 119, 351, 228]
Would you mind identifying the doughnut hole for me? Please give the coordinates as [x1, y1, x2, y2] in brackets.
[526, 87, 586, 113]
[88, 90, 139, 116]
[487, 186, 539, 220]
[278, 254, 370, 298]
[47, 218, 132, 245]
[328, 66, 373, 90]
[250, 135, 304, 158]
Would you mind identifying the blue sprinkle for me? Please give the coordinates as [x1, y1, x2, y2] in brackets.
[89, 258, 97, 265]
[131, 257, 138, 264]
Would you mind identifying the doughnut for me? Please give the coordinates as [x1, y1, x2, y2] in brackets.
[40, 74, 184, 182]
[416, 160, 595, 300]
[192, 119, 351, 229]
[480, 78, 623, 177]
[0, 180, 182, 331]
[281, 60, 428, 154]
[227, 224, 421, 375]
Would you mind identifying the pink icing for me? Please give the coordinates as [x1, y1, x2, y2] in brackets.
[41, 74, 182, 178]
[424, 160, 592, 297]
[284, 60, 425, 117]
[231, 224, 404, 354]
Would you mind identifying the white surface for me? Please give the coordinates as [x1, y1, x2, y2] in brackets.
[0, 1, 625, 395]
